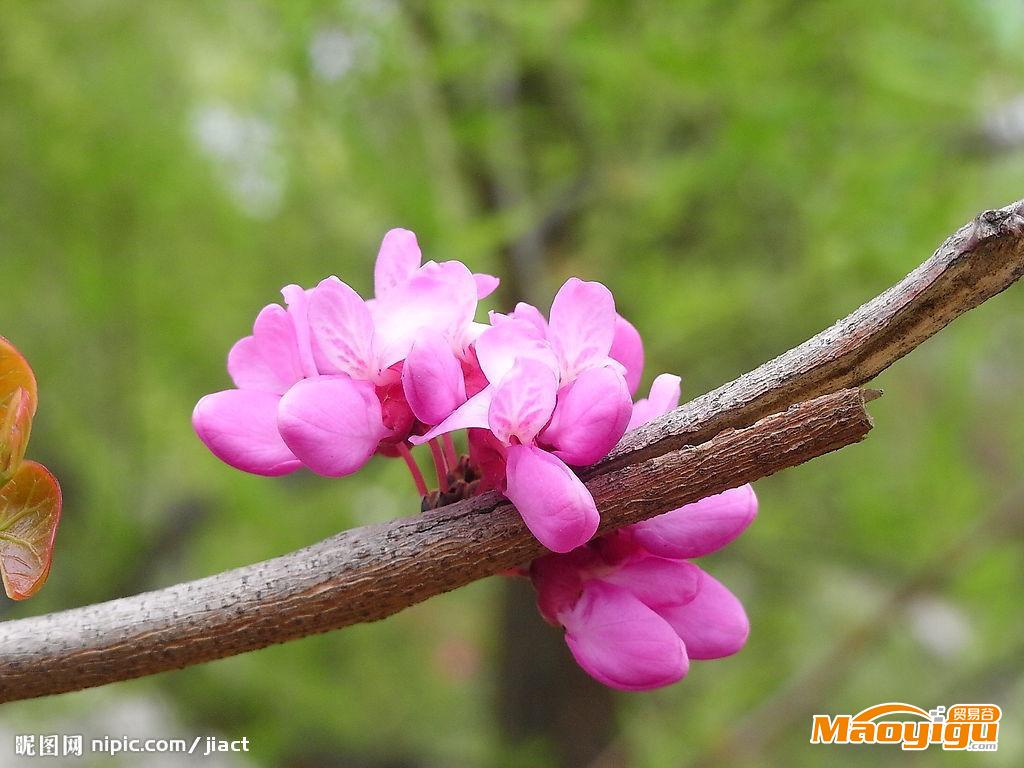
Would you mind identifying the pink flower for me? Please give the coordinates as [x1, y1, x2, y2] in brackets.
[192, 285, 318, 476]
[402, 329, 467, 426]
[194, 229, 492, 478]
[530, 485, 757, 691]
[626, 372, 683, 431]
[374, 229, 499, 430]
[609, 315, 644, 396]
[411, 279, 633, 552]
[373, 227, 499, 304]
[526, 371, 757, 690]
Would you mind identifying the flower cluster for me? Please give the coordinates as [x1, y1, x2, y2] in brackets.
[529, 373, 757, 690]
[193, 229, 497, 481]
[193, 229, 756, 689]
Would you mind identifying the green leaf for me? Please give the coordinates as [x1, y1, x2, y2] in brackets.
[0, 460, 62, 600]
[0, 336, 37, 487]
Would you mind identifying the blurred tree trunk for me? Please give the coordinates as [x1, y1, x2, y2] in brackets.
[496, 577, 619, 768]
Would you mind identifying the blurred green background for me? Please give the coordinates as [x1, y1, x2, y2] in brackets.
[2, 1, 1023, 766]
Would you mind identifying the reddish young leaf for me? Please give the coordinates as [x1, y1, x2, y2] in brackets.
[0, 336, 38, 487]
[0, 335, 38, 406]
[0, 388, 34, 488]
[0, 461, 62, 600]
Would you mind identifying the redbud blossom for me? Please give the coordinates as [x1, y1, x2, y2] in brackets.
[193, 227, 759, 691]
[527, 373, 757, 690]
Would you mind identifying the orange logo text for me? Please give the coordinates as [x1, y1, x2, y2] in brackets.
[810, 703, 1000, 751]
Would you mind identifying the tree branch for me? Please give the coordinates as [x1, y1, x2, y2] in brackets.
[592, 198, 1024, 474]
[1, 198, 1022, 703]
[0, 388, 874, 702]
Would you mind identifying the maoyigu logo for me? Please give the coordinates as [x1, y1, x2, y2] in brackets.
[810, 703, 1000, 751]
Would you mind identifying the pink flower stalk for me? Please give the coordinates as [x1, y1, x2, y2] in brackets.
[527, 374, 757, 690]
[193, 229, 496, 478]
[410, 278, 638, 552]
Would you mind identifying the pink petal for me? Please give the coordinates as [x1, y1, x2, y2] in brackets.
[488, 358, 558, 445]
[504, 445, 599, 553]
[592, 528, 641, 566]
[529, 551, 591, 625]
[646, 372, 683, 414]
[474, 273, 500, 299]
[562, 581, 689, 691]
[227, 304, 304, 394]
[541, 366, 632, 466]
[599, 555, 703, 610]
[660, 569, 749, 660]
[193, 389, 300, 476]
[474, 319, 558, 385]
[627, 373, 682, 430]
[372, 261, 478, 368]
[410, 386, 493, 444]
[509, 302, 548, 332]
[308, 277, 377, 379]
[547, 278, 616, 380]
[402, 330, 467, 425]
[631, 485, 758, 559]
[460, 345, 489, 398]
[277, 376, 387, 477]
[374, 228, 421, 298]
[461, 321, 490, 348]
[281, 284, 319, 378]
[467, 428, 508, 491]
[609, 315, 644, 396]
[377, 378, 415, 439]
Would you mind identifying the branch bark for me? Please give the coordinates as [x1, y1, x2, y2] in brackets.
[592, 198, 1024, 474]
[0, 388, 874, 702]
[1, 198, 1022, 703]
